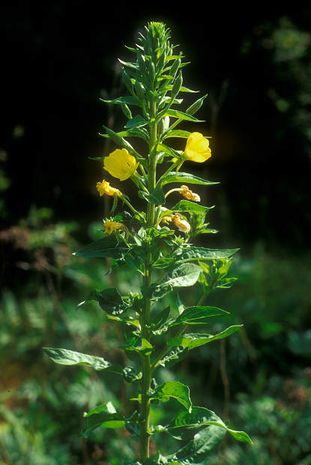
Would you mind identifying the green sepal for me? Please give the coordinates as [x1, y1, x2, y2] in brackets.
[152, 381, 192, 412]
[167, 325, 243, 349]
[73, 236, 128, 259]
[171, 306, 229, 326]
[161, 171, 218, 186]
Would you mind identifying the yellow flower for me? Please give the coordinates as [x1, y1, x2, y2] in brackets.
[96, 180, 121, 197]
[184, 132, 211, 163]
[172, 213, 191, 233]
[179, 185, 201, 202]
[103, 219, 126, 235]
[161, 215, 173, 225]
[104, 148, 138, 181]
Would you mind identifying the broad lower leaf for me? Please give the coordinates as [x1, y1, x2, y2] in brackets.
[153, 381, 192, 412]
[43, 347, 120, 372]
[167, 325, 243, 349]
[173, 425, 226, 463]
[172, 306, 229, 326]
[161, 171, 218, 186]
[73, 236, 127, 259]
[170, 406, 252, 444]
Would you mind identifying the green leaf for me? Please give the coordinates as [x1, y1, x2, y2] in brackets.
[169, 406, 252, 444]
[43, 347, 119, 372]
[186, 94, 208, 116]
[84, 287, 127, 315]
[178, 246, 239, 262]
[172, 200, 213, 215]
[151, 263, 202, 300]
[154, 347, 188, 368]
[163, 130, 191, 139]
[167, 325, 243, 349]
[165, 109, 204, 122]
[161, 171, 218, 186]
[83, 401, 125, 436]
[125, 115, 148, 129]
[139, 186, 166, 205]
[100, 95, 140, 106]
[125, 337, 153, 356]
[153, 381, 192, 412]
[172, 306, 229, 326]
[173, 425, 226, 463]
[103, 126, 140, 157]
[73, 236, 127, 259]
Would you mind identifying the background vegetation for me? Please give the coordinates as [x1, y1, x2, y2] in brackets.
[0, 2, 310, 464]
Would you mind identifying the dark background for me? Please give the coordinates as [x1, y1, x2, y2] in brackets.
[0, 3, 311, 464]
[1, 1, 310, 251]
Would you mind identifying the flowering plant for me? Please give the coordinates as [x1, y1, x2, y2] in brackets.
[44, 22, 251, 464]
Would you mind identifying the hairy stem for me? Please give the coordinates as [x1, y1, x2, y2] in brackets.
[140, 99, 158, 461]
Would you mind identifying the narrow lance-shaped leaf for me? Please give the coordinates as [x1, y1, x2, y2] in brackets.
[161, 171, 218, 186]
[178, 246, 239, 262]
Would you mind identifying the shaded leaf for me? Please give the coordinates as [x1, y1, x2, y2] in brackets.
[153, 381, 192, 412]
[172, 306, 229, 326]
[167, 325, 243, 349]
[83, 401, 125, 436]
[73, 236, 127, 259]
[179, 246, 239, 262]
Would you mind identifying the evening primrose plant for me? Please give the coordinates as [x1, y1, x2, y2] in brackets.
[44, 22, 251, 464]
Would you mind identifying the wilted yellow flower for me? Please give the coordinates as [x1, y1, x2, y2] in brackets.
[179, 185, 201, 202]
[184, 132, 211, 163]
[172, 213, 191, 233]
[103, 219, 125, 235]
[161, 215, 173, 225]
[96, 180, 121, 197]
[104, 148, 138, 181]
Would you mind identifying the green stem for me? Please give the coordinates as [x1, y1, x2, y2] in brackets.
[139, 99, 158, 461]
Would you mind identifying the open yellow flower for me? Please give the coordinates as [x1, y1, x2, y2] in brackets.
[184, 132, 211, 163]
[103, 219, 125, 235]
[96, 179, 121, 197]
[103, 148, 138, 181]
